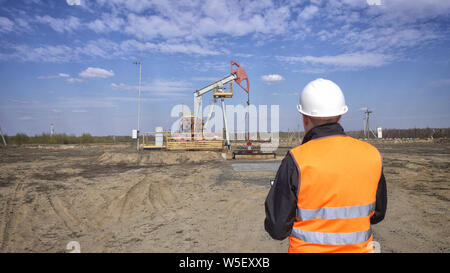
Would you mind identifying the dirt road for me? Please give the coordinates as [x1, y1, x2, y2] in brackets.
[0, 140, 448, 252]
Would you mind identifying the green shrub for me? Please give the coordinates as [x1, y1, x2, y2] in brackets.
[80, 133, 94, 144]
[13, 133, 29, 145]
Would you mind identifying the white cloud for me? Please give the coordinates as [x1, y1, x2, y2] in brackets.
[0, 16, 14, 33]
[72, 109, 87, 113]
[14, 17, 31, 32]
[186, 60, 229, 73]
[75, 40, 112, 59]
[67, 0, 82, 6]
[83, 1, 447, 64]
[261, 74, 284, 84]
[93, 1, 291, 42]
[79, 67, 114, 78]
[0, 38, 221, 63]
[66, 77, 84, 83]
[366, 0, 382, 6]
[118, 39, 221, 56]
[87, 14, 125, 33]
[278, 52, 392, 69]
[298, 5, 319, 20]
[155, 42, 220, 55]
[95, 0, 154, 13]
[316, 0, 450, 56]
[368, 0, 450, 25]
[110, 83, 134, 91]
[235, 53, 253, 58]
[0, 44, 76, 63]
[111, 79, 190, 96]
[124, 13, 185, 40]
[37, 72, 83, 83]
[35, 15, 81, 33]
[38, 73, 71, 80]
[2, 0, 449, 65]
[340, 27, 441, 53]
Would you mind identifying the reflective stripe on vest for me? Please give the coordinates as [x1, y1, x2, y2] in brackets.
[291, 227, 372, 245]
[296, 202, 376, 221]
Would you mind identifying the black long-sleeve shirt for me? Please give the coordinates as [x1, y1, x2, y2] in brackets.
[264, 123, 387, 240]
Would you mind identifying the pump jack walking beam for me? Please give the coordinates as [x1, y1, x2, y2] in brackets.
[192, 60, 249, 147]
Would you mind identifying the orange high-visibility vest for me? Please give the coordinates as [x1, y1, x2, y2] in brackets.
[289, 135, 382, 253]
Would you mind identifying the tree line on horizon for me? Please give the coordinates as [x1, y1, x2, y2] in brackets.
[2, 127, 449, 146]
[2, 133, 133, 146]
[277, 127, 449, 141]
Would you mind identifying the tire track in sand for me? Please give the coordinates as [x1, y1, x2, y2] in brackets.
[47, 195, 85, 235]
[105, 175, 176, 223]
[1, 183, 25, 252]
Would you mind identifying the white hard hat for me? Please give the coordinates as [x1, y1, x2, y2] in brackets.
[297, 78, 348, 117]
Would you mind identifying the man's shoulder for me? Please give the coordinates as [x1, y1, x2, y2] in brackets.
[292, 135, 380, 154]
[347, 136, 380, 152]
[280, 150, 298, 170]
[343, 137, 382, 162]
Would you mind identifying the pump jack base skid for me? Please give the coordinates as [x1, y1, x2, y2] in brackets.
[232, 150, 276, 160]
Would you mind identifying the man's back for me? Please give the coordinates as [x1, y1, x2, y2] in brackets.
[289, 135, 381, 252]
[264, 123, 387, 253]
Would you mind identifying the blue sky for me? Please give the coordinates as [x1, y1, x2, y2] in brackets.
[0, 0, 449, 136]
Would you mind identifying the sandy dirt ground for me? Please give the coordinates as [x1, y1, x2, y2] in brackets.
[0, 140, 448, 253]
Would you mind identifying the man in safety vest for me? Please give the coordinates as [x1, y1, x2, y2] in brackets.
[264, 78, 387, 253]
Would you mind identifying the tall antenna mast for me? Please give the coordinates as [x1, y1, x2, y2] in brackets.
[133, 57, 143, 151]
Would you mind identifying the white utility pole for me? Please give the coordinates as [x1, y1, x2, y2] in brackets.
[134, 58, 142, 151]
[0, 126, 6, 147]
[363, 108, 377, 138]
